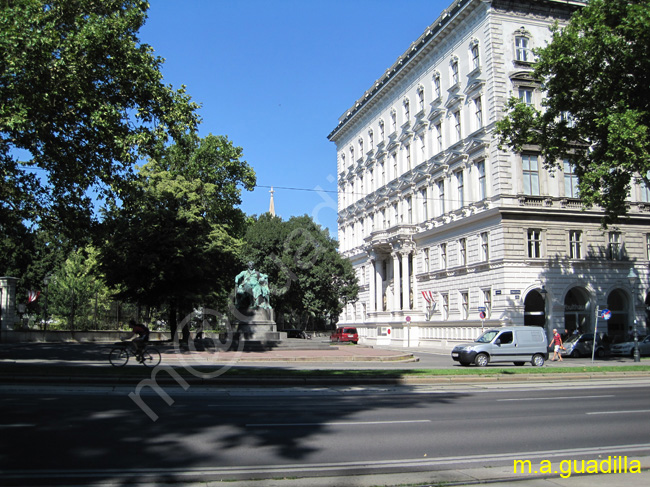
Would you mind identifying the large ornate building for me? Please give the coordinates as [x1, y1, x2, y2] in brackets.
[328, 0, 650, 348]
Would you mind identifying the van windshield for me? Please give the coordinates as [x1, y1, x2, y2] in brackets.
[476, 330, 498, 343]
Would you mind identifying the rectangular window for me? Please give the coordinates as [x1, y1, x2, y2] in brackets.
[438, 180, 445, 215]
[569, 230, 582, 259]
[435, 122, 443, 153]
[474, 96, 483, 130]
[454, 110, 461, 142]
[423, 247, 430, 272]
[459, 238, 467, 266]
[421, 188, 428, 221]
[418, 89, 424, 112]
[519, 88, 533, 106]
[481, 232, 489, 262]
[477, 160, 486, 200]
[564, 160, 579, 198]
[527, 229, 542, 258]
[406, 196, 412, 224]
[461, 291, 469, 320]
[609, 232, 622, 260]
[451, 60, 459, 85]
[515, 36, 530, 62]
[440, 243, 447, 269]
[646, 234, 650, 260]
[641, 172, 650, 202]
[522, 154, 540, 196]
[471, 44, 480, 70]
[434, 75, 441, 99]
[405, 143, 411, 170]
[483, 289, 492, 317]
[456, 170, 464, 207]
[442, 293, 449, 320]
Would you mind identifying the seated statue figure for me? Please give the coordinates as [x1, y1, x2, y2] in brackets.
[235, 262, 271, 311]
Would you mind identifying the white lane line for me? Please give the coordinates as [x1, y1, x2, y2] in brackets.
[246, 419, 431, 427]
[586, 409, 650, 415]
[499, 395, 615, 402]
[0, 424, 36, 428]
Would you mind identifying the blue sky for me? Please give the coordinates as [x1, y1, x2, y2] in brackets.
[139, 0, 450, 238]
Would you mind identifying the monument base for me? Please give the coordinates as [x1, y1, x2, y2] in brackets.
[233, 308, 283, 342]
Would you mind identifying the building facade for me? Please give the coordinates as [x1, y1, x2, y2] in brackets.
[328, 0, 650, 349]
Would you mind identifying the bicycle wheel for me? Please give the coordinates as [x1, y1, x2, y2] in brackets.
[140, 347, 161, 367]
[109, 347, 129, 367]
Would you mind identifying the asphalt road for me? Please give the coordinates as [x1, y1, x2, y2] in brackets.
[2, 379, 650, 485]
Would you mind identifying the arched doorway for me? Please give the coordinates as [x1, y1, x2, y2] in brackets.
[524, 289, 545, 327]
[607, 289, 629, 341]
[564, 287, 591, 334]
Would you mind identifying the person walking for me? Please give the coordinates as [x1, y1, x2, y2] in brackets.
[549, 328, 564, 361]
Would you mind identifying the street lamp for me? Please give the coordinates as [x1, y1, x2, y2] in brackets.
[539, 286, 548, 330]
[627, 267, 640, 363]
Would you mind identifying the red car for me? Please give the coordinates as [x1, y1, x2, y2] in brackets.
[331, 327, 358, 344]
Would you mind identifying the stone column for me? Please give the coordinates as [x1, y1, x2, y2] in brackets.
[368, 257, 376, 312]
[392, 252, 401, 311]
[376, 258, 384, 311]
[0, 277, 19, 332]
[401, 252, 410, 311]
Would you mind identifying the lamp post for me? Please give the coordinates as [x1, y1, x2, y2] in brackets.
[627, 267, 640, 363]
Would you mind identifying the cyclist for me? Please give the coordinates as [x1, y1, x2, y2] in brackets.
[125, 319, 150, 362]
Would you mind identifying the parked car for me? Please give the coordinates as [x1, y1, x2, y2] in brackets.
[610, 335, 650, 357]
[451, 326, 548, 367]
[561, 333, 608, 358]
[331, 327, 358, 344]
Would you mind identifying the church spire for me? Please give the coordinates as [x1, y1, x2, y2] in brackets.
[269, 186, 275, 216]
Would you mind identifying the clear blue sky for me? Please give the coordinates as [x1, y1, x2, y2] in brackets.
[139, 0, 449, 238]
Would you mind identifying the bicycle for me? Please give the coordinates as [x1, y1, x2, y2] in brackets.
[109, 341, 161, 367]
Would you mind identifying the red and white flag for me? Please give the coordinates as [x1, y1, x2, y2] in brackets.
[27, 290, 41, 303]
[421, 290, 434, 304]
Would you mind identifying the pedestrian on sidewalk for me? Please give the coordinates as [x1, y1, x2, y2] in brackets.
[549, 328, 563, 361]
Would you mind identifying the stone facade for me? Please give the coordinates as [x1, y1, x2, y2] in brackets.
[328, 0, 650, 348]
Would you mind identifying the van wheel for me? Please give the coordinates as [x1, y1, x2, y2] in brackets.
[531, 354, 545, 367]
[459, 361, 470, 366]
[596, 348, 606, 359]
[475, 353, 489, 367]
[570, 349, 580, 358]
[514, 362, 525, 366]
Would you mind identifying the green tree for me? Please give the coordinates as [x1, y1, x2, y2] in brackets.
[241, 214, 358, 330]
[495, 0, 650, 224]
[98, 135, 255, 337]
[48, 246, 112, 330]
[1, 0, 200, 242]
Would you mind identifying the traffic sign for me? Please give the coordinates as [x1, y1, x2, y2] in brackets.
[405, 316, 411, 322]
[479, 311, 486, 320]
[601, 309, 612, 320]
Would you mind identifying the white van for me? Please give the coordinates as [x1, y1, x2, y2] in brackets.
[451, 326, 548, 367]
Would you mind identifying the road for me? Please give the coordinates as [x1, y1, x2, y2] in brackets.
[1, 379, 650, 485]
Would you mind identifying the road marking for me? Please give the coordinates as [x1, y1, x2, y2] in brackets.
[4, 442, 650, 481]
[246, 419, 431, 427]
[586, 409, 650, 415]
[0, 424, 36, 428]
[499, 395, 614, 402]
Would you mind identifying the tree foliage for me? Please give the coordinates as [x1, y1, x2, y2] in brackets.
[0, 0, 200, 240]
[495, 0, 650, 224]
[98, 135, 255, 330]
[241, 214, 358, 329]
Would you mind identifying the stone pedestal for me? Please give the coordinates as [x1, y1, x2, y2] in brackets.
[234, 308, 284, 342]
